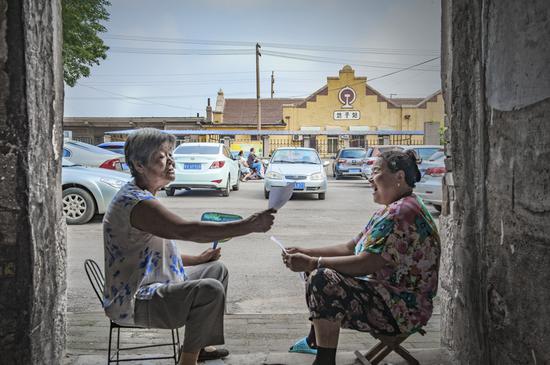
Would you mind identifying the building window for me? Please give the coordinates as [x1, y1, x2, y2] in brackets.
[327, 136, 339, 154]
[350, 135, 366, 148]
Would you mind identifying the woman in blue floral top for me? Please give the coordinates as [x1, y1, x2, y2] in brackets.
[282, 150, 440, 365]
[103, 128, 275, 365]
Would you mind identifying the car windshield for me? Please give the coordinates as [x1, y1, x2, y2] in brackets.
[174, 145, 220, 155]
[271, 149, 320, 164]
[65, 140, 120, 155]
[372, 146, 403, 156]
[340, 149, 366, 158]
[428, 151, 445, 161]
[414, 148, 442, 160]
[62, 158, 78, 167]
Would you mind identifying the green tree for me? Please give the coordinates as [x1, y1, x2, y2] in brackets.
[62, 0, 110, 87]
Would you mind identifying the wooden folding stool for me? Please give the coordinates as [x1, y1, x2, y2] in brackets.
[354, 329, 425, 365]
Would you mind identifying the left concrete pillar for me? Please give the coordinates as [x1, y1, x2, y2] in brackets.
[0, 0, 66, 363]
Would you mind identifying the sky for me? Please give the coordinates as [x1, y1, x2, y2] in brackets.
[64, 0, 441, 117]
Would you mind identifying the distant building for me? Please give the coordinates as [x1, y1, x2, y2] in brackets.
[205, 65, 444, 152]
[63, 116, 204, 144]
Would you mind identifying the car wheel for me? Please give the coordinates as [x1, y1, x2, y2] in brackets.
[221, 175, 231, 197]
[433, 204, 442, 212]
[165, 187, 176, 196]
[264, 188, 269, 199]
[318, 192, 326, 200]
[62, 187, 96, 224]
[232, 172, 240, 191]
[335, 173, 341, 180]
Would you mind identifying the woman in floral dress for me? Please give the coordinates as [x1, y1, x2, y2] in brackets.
[283, 150, 440, 365]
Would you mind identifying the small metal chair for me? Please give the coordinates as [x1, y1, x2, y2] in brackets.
[84, 259, 181, 364]
[354, 329, 425, 365]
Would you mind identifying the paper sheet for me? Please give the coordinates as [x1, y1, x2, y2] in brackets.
[268, 183, 294, 211]
[271, 236, 307, 282]
[270, 236, 287, 254]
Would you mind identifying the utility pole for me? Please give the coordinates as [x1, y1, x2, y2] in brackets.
[256, 43, 261, 131]
[389, 93, 397, 99]
[271, 71, 275, 98]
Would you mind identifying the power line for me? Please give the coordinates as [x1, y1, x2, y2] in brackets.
[76, 83, 195, 110]
[368, 57, 440, 81]
[109, 47, 254, 56]
[104, 34, 439, 56]
[261, 50, 439, 71]
[105, 46, 440, 71]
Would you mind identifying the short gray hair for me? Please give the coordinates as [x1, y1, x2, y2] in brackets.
[124, 128, 176, 177]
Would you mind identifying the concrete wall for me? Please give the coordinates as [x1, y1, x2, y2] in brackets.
[440, 0, 550, 364]
[0, 0, 66, 363]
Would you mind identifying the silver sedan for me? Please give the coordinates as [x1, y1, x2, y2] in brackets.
[264, 147, 329, 200]
[62, 158, 131, 224]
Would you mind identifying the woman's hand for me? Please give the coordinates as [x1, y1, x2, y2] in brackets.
[286, 246, 311, 255]
[198, 247, 221, 264]
[243, 209, 276, 233]
[282, 252, 316, 272]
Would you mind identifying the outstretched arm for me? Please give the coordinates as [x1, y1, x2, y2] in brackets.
[283, 251, 390, 277]
[131, 199, 275, 243]
[286, 232, 362, 257]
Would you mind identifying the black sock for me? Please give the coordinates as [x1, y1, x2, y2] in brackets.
[306, 325, 317, 348]
[312, 346, 336, 365]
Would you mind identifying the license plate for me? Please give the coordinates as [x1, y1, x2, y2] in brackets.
[184, 163, 201, 170]
[350, 169, 360, 173]
[294, 182, 305, 190]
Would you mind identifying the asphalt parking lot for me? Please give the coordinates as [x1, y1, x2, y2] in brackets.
[66, 176, 440, 315]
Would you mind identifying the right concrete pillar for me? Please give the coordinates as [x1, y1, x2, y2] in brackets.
[440, 1, 550, 364]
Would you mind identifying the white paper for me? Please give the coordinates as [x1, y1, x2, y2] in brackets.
[270, 235, 288, 254]
[268, 183, 294, 211]
[272, 236, 308, 282]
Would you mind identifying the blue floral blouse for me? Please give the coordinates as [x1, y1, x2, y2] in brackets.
[102, 181, 186, 325]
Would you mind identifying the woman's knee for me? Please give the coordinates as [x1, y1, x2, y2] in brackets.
[308, 268, 337, 289]
[207, 260, 229, 282]
[198, 278, 225, 302]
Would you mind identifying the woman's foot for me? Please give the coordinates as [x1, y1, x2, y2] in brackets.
[289, 336, 318, 355]
[197, 346, 230, 362]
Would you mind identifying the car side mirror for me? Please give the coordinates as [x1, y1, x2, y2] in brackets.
[201, 212, 243, 243]
[323, 161, 330, 167]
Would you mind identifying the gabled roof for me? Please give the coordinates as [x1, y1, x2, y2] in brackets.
[390, 98, 425, 106]
[216, 98, 304, 125]
[295, 85, 328, 108]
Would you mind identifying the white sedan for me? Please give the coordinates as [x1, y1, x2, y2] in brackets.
[264, 147, 329, 200]
[165, 143, 240, 197]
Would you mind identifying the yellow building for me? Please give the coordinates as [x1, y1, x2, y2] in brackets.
[205, 65, 444, 155]
[284, 65, 442, 131]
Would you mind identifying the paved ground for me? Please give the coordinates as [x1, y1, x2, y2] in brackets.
[64, 177, 446, 364]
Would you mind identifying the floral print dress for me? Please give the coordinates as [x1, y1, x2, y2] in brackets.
[307, 194, 440, 335]
[102, 181, 186, 326]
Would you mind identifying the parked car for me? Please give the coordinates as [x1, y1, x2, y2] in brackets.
[97, 141, 125, 155]
[361, 145, 404, 179]
[332, 147, 368, 179]
[405, 145, 443, 164]
[62, 158, 131, 224]
[361, 145, 443, 180]
[64, 140, 128, 172]
[165, 143, 240, 197]
[264, 147, 329, 200]
[414, 151, 446, 212]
